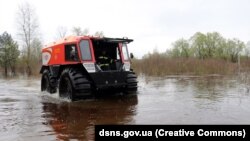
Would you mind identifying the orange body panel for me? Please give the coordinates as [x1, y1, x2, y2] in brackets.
[42, 36, 99, 66]
[42, 43, 79, 66]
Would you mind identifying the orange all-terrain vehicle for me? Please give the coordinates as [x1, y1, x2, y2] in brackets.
[40, 36, 138, 100]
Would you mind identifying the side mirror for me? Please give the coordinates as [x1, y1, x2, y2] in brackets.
[130, 53, 134, 59]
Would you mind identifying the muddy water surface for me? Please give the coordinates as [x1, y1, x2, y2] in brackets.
[0, 75, 250, 140]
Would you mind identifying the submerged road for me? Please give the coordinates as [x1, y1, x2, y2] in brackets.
[0, 75, 250, 140]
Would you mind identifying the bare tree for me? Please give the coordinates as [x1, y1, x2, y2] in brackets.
[94, 31, 104, 37]
[16, 2, 38, 76]
[72, 26, 82, 36]
[82, 28, 89, 35]
[30, 38, 43, 73]
[55, 26, 67, 39]
[72, 26, 89, 36]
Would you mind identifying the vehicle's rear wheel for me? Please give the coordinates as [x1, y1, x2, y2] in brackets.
[41, 69, 57, 93]
[59, 68, 91, 101]
[124, 72, 138, 94]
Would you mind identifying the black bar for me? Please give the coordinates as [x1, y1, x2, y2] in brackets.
[95, 125, 250, 141]
[93, 37, 133, 43]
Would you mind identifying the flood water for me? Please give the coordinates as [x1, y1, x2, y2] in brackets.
[1, 75, 250, 140]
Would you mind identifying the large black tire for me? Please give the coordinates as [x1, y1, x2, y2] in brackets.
[59, 68, 91, 101]
[124, 72, 138, 94]
[41, 70, 57, 93]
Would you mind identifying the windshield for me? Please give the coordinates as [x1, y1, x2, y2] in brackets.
[122, 43, 129, 61]
[79, 40, 92, 60]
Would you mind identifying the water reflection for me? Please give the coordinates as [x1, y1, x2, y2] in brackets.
[135, 75, 250, 124]
[42, 95, 138, 141]
[191, 77, 227, 101]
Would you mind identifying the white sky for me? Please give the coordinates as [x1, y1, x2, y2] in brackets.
[0, 0, 250, 58]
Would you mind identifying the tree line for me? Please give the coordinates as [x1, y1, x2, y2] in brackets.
[167, 32, 249, 62]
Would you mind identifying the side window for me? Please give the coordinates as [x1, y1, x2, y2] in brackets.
[65, 44, 78, 61]
[122, 43, 129, 61]
[80, 40, 92, 60]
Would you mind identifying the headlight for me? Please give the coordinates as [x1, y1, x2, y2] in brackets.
[123, 62, 130, 71]
[83, 62, 96, 73]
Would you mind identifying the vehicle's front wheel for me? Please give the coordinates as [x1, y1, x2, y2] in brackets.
[124, 72, 138, 94]
[59, 69, 75, 101]
[41, 69, 57, 93]
[59, 68, 91, 101]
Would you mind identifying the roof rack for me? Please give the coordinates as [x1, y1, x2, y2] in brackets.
[93, 37, 133, 43]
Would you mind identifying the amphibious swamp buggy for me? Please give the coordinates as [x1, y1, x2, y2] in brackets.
[40, 36, 138, 101]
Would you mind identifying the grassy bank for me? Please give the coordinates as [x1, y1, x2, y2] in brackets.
[131, 55, 250, 76]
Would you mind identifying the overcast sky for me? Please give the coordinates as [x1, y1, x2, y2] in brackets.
[0, 0, 250, 58]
